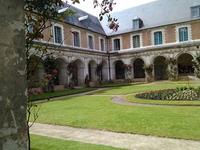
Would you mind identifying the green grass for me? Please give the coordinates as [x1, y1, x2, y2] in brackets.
[126, 94, 200, 106]
[31, 135, 123, 150]
[32, 81, 200, 141]
[92, 81, 200, 95]
[30, 87, 96, 101]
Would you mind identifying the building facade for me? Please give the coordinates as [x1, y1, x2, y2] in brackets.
[32, 0, 200, 87]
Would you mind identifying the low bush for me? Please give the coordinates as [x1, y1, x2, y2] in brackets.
[136, 87, 200, 101]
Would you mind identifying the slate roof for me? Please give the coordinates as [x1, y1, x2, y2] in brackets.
[101, 0, 200, 36]
[59, 3, 106, 35]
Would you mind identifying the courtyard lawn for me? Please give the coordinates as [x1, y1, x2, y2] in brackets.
[92, 80, 200, 95]
[31, 135, 123, 150]
[30, 87, 96, 101]
[32, 81, 200, 141]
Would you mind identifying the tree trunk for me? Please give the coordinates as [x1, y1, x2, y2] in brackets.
[0, 0, 27, 149]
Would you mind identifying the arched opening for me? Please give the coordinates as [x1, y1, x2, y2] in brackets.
[28, 55, 44, 88]
[88, 60, 97, 82]
[115, 60, 125, 79]
[154, 56, 168, 80]
[133, 58, 145, 78]
[177, 53, 194, 76]
[68, 59, 85, 86]
[55, 58, 68, 85]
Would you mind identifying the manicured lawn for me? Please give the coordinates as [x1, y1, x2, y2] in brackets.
[32, 81, 200, 141]
[30, 87, 96, 101]
[31, 135, 123, 150]
[92, 81, 200, 95]
[126, 94, 200, 106]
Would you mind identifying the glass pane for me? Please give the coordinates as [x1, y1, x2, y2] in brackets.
[114, 39, 120, 50]
[133, 35, 140, 48]
[54, 26, 62, 44]
[89, 36, 93, 49]
[100, 39, 104, 51]
[154, 32, 162, 45]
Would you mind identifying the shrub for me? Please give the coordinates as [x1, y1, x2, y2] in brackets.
[136, 87, 200, 101]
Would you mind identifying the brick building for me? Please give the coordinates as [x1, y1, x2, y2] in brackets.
[32, 0, 200, 87]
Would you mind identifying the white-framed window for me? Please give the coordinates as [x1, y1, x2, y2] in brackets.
[176, 25, 192, 42]
[53, 24, 64, 44]
[71, 29, 81, 47]
[191, 5, 200, 18]
[131, 34, 142, 48]
[151, 29, 165, 45]
[154, 31, 163, 45]
[112, 37, 122, 51]
[87, 34, 94, 49]
[133, 19, 140, 30]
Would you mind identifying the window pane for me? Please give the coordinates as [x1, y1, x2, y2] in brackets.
[179, 27, 188, 42]
[154, 31, 162, 45]
[133, 35, 140, 48]
[73, 32, 80, 47]
[191, 6, 200, 18]
[88, 36, 93, 49]
[54, 26, 62, 44]
[100, 39, 104, 51]
[114, 39, 120, 51]
[133, 20, 139, 30]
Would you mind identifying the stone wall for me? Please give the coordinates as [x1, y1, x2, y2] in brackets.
[0, 0, 27, 149]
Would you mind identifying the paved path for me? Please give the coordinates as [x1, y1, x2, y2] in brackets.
[30, 123, 200, 150]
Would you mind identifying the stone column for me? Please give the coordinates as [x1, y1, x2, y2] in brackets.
[59, 66, 68, 85]
[0, 0, 27, 149]
[144, 57, 154, 82]
[110, 60, 116, 81]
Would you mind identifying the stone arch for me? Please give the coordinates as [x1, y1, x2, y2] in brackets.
[69, 59, 85, 86]
[153, 56, 168, 80]
[133, 58, 145, 79]
[28, 55, 44, 88]
[114, 60, 125, 80]
[88, 60, 98, 81]
[55, 58, 68, 85]
[177, 53, 194, 76]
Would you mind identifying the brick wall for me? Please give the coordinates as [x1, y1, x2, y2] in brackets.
[191, 20, 200, 40]
[42, 20, 200, 51]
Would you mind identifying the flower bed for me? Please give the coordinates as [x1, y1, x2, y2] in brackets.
[135, 87, 200, 101]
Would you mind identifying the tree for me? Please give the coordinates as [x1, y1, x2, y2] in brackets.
[193, 52, 200, 79]
[25, 0, 118, 149]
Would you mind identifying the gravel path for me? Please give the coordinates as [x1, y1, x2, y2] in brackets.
[31, 123, 200, 150]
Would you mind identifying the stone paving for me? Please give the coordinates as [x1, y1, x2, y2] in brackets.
[31, 123, 200, 150]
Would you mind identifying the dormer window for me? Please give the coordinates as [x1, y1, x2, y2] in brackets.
[191, 5, 200, 18]
[132, 18, 143, 30]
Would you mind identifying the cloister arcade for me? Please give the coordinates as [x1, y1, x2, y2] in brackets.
[29, 46, 198, 88]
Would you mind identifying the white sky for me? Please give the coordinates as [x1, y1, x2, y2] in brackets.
[64, 0, 157, 16]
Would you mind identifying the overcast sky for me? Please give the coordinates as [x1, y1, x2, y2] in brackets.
[64, 0, 157, 16]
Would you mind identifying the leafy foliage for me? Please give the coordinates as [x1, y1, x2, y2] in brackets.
[167, 58, 178, 81]
[144, 64, 153, 82]
[136, 87, 200, 101]
[193, 52, 200, 79]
